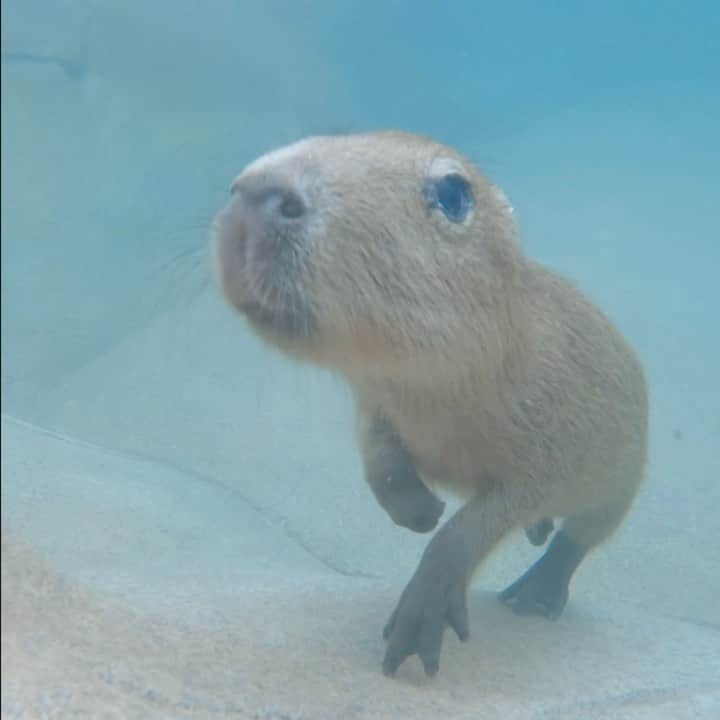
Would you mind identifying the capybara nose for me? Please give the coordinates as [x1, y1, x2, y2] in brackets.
[230, 174, 306, 222]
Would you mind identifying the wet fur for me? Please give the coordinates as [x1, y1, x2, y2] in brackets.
[211, 131, 649, 677]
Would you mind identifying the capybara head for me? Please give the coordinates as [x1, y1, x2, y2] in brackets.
[211, 131, 521, 376]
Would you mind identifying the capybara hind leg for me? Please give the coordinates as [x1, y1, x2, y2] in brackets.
[525, 517, 555, 546]
[501, 498, 634, 619]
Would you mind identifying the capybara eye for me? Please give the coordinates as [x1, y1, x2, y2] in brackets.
[430, 174, 474, 223]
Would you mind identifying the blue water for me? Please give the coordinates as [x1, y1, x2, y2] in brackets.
[2, 1, 719, 717]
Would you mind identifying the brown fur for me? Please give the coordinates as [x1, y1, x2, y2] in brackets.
[211, 131, 649, 676]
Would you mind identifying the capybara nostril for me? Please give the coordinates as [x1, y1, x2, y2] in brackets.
[276, 189, 305, 219]
[230, 175, 305, 221]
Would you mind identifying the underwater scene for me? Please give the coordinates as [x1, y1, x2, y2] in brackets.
[2, 1, 719, 718]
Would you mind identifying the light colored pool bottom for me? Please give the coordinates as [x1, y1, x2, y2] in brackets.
[2, 416, 718, 719]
